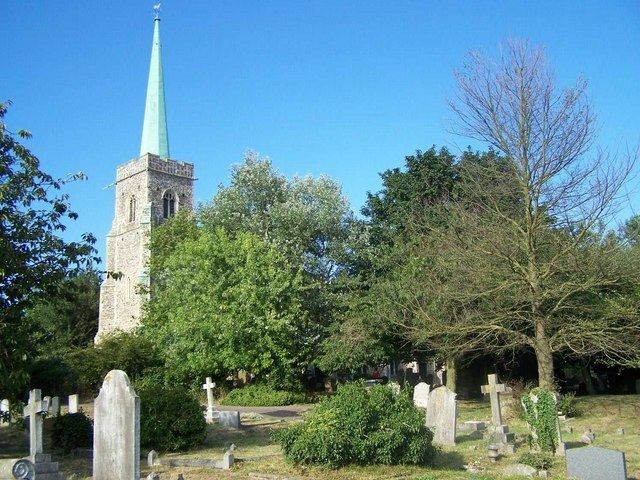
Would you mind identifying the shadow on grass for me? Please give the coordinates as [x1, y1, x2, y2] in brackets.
[432, 449, 466, 470]
[456, 433, 484, 444]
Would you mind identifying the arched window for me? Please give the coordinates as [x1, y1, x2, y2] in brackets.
[129, 196, 136, 222]
[163, 191, 176, 218]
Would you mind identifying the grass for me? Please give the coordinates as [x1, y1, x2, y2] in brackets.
[1, 394, 638, 479]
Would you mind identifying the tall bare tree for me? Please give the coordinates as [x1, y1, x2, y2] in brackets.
[397, 41, 639, 389]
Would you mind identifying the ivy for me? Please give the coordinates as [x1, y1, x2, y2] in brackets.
[521, 387, 559, 453]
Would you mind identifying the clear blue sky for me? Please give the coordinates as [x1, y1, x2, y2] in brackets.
[2, 1, 639, 263]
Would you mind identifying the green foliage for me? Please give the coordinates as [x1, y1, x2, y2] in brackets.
[145, 227, 310, 389]
[274, 382, 435, 467]
[28, 358, 75, 397]
[0, 103, 97, 398]
[518, 451, 554, 470]
[52, 412, 93, 453]
[220, 385, 308, 407]
[26, 270, 100, 357]
[557, 392, 579, 418]
[137, 383, 207, 452]
[521, 388, 559, 453]
[66, 332, 163, 394]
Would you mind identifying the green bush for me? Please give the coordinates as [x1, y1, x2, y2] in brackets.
[137, 383, 207, 452]
[521, 387, 559, 453]
[66, 333, 164, 394]
[220, 384, 308, 407]
[274, 382, 435, 467]
[557, 392, 579, 417]
[28, 357, 76, 397]
[518, 451, 554, 470]
[52, 412, 93, 453]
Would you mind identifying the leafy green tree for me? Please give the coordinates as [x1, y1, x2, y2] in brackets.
[144, 226, 311, 389]
[0, 103, 96, 398]
[27, 269, 100, 357]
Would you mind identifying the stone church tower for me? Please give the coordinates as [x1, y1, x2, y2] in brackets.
[96, 9, 195, 341]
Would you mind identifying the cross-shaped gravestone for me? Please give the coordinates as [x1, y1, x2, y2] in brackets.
[22, 389, 49, 461]
[481, 374, 507, 427]
[202, 377, 217, 423]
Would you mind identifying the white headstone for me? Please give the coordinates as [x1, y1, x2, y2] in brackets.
[0, 399, 9, 424]
[93, 370, 140, 480]
[202, 377, 217, 423]
[413, 382, 430, 408]
[68, 394, 79, 414]
[388, 381, 401, 395]
[219, 411, 241, 429]
[425, 386, 457, 446]
[42, 396, 51, 415]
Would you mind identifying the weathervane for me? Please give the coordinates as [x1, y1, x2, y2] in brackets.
[153, 3, 161, 20]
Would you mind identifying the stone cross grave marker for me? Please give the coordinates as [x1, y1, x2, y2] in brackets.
[202, 377, 217, 423]
[522, 390, 566, 456]
[566, 446, 627, 480]
[425, 385, 457, 446]
[93, 370, 140, 480]
[22, 389, 49, 461]
[481, 374, 506, 427]
[68, 394, 79, 414]
[413, 382, 430, 408]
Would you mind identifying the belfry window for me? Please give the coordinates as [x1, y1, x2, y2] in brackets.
[163, 191, 176, 218]
[129, 196, 136, 222]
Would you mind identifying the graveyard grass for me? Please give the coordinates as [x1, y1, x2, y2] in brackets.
[1, 395, 639, 479]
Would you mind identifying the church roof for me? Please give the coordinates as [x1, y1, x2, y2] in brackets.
[140, 9, 170, 159]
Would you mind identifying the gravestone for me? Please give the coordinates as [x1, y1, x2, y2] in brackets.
[222, 444, 236, 470]
[219, 411, 241, 429]
[68, 394, 79, 414]
[0, 399, 9, 424]
[413, 382, 430, 408]
[425, 386, 457, 445]
[202, 377, 218, 423]
[50, 396, 60, 417]
[22, 390, 49, 461]
[388, 381, 401, 395]
[93, 370, 140, 480]
[148, 450, 158, 467]
[522, 390, 566, 456]
[481, 374, 515, 445]
[566, 446, 627, 480]
[0, 458, 34, 480]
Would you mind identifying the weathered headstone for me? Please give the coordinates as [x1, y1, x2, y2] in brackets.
[42, 396, 51, 415]
[222, 444, 236, 470]
[581, 428, 595, 444]
[93, 370, 140, 480]
[425, 385, 457, 445]
[0, 399, 9, 424]
[566, 446, 627, 480]
[522, 390, 566, 456]
[413, 382, 430, 408]
[22, 390, 49, 461]
[219, 411, 241, 429]
[202, 377, 217, 424]
[50, 396, 60, 417]
[148, 450, 158, 467]
[68, 394, 79, 414]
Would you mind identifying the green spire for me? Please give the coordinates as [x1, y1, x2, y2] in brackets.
[140, 9, 169, 158]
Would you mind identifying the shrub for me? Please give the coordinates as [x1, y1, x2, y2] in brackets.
[557, 392, 579, 417]
[28, 357, 76, 397]
[518, 451, 554, 470]
[66, 333, 163, 394]
[521, 387, 559, 453]
[52, 412, 93, 453]
[137, 383, 207, 452]
[274, 382, 435, 467]
[220, 384, 308, 407]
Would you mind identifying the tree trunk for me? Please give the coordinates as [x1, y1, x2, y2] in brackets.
[534, 328, 555, 390]
[445, 357, 458, 393]
[579, 363, 596, 395]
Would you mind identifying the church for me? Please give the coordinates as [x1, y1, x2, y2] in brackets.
[96, 7, 194, 341]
